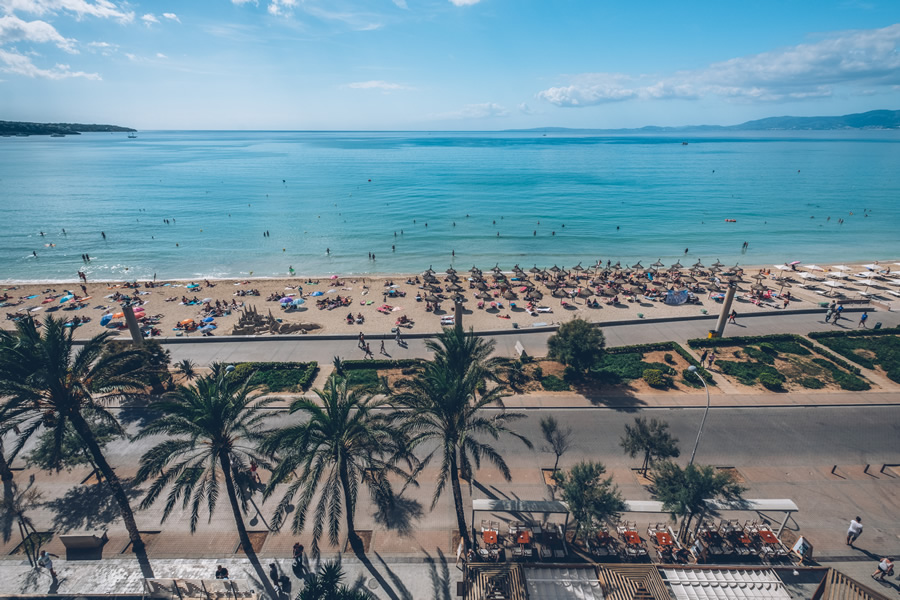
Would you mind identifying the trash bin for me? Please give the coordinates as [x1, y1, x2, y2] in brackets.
[708, 330, 720, 339]
[874, 322, 882, 330]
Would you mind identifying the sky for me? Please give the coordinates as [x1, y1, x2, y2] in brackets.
[1, 0, 899, 130]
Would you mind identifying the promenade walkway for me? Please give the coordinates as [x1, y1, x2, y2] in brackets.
[162, 308, 899, 366]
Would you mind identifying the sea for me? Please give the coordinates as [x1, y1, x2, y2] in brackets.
[2, 130, 899, 283]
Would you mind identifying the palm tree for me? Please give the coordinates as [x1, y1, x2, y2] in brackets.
[620, 417, 680, 476]
[391, 327, 532, 552]
[262, 376, 411, 557]
[652, 461, 745, 541]
[298, 561, 370, 600]
[134, 365, 276, 588]
[0, 316, 152, 565]
[552, 461, 624, 544]
[174, 358, 198, 381]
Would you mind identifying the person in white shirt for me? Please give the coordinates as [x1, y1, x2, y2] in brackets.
[872, 557, 893, 581]
[847, 516, 863, 547]
[37, 550, 58, 578]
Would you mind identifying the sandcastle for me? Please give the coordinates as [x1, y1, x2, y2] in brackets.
[230, 305, 321, 335]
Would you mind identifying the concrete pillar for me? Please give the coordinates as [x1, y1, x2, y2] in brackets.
[122, 304, 143, 347]
[454, 300, 463, 331]
[713, 284, 738, 337]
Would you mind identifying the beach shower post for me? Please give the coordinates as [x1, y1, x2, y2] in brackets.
[122, 303, 143, 347]
[711, 280, 738, 338]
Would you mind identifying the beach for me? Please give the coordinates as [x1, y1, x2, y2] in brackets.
[3, 260, 896, 340]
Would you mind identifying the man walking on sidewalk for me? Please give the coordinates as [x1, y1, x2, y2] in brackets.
[847, 516, 863, 547]
[858, 312, 868, 328]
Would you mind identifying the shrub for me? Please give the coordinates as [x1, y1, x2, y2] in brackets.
[563, 365, 582, 382]
[642, 369, 670, 389]
[346, 368, 380, 388]
[547, 319, 606, 373]
[231, 361, 318, 392]
[682, 367, 715, 387]
[758, 371, 785, 391]
[887, 367, 900, 384]
[831, 371, 870, 391]
[341, 358, 424, 371]
[541, 375, 570, 391]
[764, 340, 811, 356]
[744, 346, 775, 365]
[532, 366, 544, 380]
[800, 377, 825, 389]
[663, 353, 675, 364]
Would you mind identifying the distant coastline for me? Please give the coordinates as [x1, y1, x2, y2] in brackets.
[506, 109, 900, 134]
[0, 120, 136, 137]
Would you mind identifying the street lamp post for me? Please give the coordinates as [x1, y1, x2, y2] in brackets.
[687, 365, 710, 466]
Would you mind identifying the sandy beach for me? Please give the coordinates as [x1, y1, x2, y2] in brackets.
[2, 260, 897, 341]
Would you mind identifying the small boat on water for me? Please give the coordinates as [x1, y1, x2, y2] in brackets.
[128, 132, 138, 139]
[50, 133, 65, 137]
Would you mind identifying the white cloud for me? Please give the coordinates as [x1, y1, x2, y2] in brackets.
[0, 47, 98, 78]
[392, 0, 407, 8]
[1, 0, 134, 23]
[0, 14, 76, 52]
[141, 13, 158, 25]
[231, 0, 257, 4]
[155, 52, 166, 58]
[538, 23, 900, 107]
[267, 0, 297, 16]
[162, 12, 179, 23]
[518, 102, 534, 115]
[438, 102, 509, 120]
[448, 0, 481, 5]
[346, 80, 410, 91]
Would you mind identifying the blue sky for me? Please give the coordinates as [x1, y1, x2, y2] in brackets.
[1, 0, 899, 129]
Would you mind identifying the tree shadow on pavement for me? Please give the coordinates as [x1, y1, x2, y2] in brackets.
[372, 492, 424, 537]
[374, 552, 413, 600]
[43, 477, 142, 532]
[349, 536, 402, 600]
[424, 548, 453, 600]
[1, 476, 15, 543]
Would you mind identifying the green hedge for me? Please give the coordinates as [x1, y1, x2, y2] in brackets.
[346, 368, 380, 388]
[231, 361, 318, 392]
[541, 375, 570, 391]
[643, 368, 671, 389]
[715, 360, 782, 387]
[607, 341, 677, 355]
[809, 326, 900, 339]
[688, 334, 804, 349]
[811, 358, 871, 391]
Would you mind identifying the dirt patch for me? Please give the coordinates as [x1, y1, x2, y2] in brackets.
[344, 530, 372, 553]
[236, 531, 268, 554]
[715, 466, 746, 484]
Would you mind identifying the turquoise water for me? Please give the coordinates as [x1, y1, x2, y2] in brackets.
[2, 130, 899, 282]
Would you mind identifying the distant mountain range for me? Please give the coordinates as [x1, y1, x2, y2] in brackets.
[0, 120, 136, 136]
[510, 109, 900, 133]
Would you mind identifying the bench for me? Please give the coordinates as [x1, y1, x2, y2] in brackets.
[59, 530, 108, 550]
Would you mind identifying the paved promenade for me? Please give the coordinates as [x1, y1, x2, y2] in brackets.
[160, 308, 900, 366]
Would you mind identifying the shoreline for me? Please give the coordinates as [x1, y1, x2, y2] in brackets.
[3, 260, 896, 340]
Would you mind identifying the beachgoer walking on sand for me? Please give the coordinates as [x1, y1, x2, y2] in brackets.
[847, 516, 863, 547]
[872, 557, 893, 581]
[728, 310, 737, 324]
[37, 550, 58, 578]
[859, 312, 868, 328]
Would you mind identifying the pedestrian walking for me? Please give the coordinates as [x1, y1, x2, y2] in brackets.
[292, 543, 306, 576]
[395, 329, 402, 345]
[37, 550, 58, 578]
[859, 312, 868, 328]
[728, 310, 737, 324]
[847, 516, 863, 547]
[835, 305, 844, 323]
[707, 351, 716, 369]
[380, 340, 386, 355]
[825, 308, 833, 323]
[365, 343, 372, 358]
[249, 460, 261, 484]
[872, 557, 894, 581]
[269, 563, 280, 589]
[699, 350, 708, 365]
[358, 332, 365, 348]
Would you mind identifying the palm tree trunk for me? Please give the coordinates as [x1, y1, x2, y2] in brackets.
[0, 451, 13, 483]
[338, 460, 361, 551]
[219, 453, 278, 599]
[69, 411, 154, 578]
[642, 452, 650, 476]
[449, 450, 471, 552]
